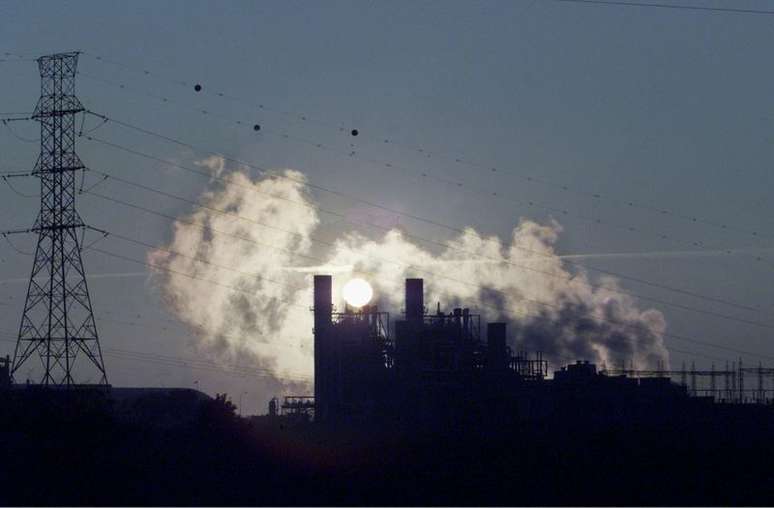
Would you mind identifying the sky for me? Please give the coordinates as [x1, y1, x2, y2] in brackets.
[1, 0, 773, 414]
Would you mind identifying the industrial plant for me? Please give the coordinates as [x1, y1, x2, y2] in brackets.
[270, 275, 774, 428]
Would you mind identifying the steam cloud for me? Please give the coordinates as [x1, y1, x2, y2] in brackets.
[148, 158, 669, 390]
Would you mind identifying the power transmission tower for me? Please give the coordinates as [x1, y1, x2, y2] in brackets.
[9, 52, 107, 386]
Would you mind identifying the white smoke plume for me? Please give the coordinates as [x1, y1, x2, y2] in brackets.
[148, 159, 669, 390]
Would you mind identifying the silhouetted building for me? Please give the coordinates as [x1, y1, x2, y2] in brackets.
[311, 276, 620, 426]
[303, 276, 724, 428]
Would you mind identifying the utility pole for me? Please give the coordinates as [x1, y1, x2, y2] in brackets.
[9, 52, 107, 386]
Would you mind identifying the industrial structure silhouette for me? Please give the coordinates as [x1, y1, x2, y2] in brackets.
[266, 274, 774, 427]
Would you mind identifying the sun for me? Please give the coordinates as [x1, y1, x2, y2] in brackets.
[342, 278, 373, 308]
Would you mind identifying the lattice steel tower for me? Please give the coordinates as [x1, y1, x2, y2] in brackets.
[11, 52, 107, 385]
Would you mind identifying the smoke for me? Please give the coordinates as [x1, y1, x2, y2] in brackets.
[148, 159, 669, 390]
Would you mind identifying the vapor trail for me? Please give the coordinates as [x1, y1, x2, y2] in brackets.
[0, 271, 148, 285]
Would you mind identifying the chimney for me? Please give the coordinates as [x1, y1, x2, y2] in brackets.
[314, 275, 332, 330]
[313, 275, 332, 421]
[405, 278, 424, 323]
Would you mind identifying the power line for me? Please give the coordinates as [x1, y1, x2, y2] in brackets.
[80, 107, 774, 276]
[0, 295, 753, 377]
[0, 327, 720, 382]
[104, 347, 311, 382]
[104, 231, 311, 308]
[1, 175, 36, 198]
[79, 190, 773, 366]
[3, 56, 769, 380]
[83, 189, 360, 271]
[94, 191, 324, 258]
[0, 170, 33, 177]
[1, 118, 38, 143]
[554, 0, 774, 15]
[82, 169, 774, 330]
[98, 324, 727, 372]
[0, 314, 746, 375]
[95, 314, 309, 353]
[10, 49, 774, 255]
[78, 134, 769, 319]
[0, 53, 37, 62]
[7, 124, 774, 362]
[81, 114, 473, 238]
[0, 334, 312, 382]
[103, 351, 310, 382]
[666, 346, 726, 363]
[78, 51, 774, 247]
[5, 54, 769, 369]
[75, 217, 774, 366]
[88, 245, 305, 307]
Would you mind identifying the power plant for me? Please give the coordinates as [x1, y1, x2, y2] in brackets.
[275, 274, 770, 427]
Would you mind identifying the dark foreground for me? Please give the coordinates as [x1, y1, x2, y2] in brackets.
[0, 390, 773, 506]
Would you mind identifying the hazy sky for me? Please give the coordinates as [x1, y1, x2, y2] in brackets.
[1, 0, 773, 414]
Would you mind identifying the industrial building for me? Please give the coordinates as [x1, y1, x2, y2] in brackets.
[303, 275, 700, 427]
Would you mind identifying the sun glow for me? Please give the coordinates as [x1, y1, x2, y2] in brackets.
[342, 278, 373, 308]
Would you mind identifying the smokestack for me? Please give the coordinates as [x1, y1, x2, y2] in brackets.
[405, 278, 424, 323]
[487, 322, 507, 371]
[314, 275, 332, 329]
[313, 275, 332, 421]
